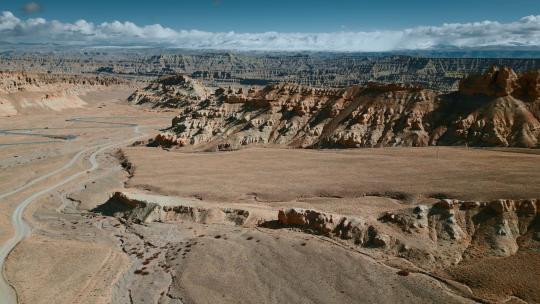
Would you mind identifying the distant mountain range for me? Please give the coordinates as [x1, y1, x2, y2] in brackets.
[1, 42, 540, 58]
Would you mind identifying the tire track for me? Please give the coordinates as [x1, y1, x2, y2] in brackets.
[0, 115, 165, 147]
[0, 118, 147, 303]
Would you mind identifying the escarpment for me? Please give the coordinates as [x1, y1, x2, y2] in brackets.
[3, 51, 540, 91]
[93, 192, 258, 226]
[0, 71, 126, 94]
[128, 74, 210, 108]
[97, 192, 540, 274]
[137, 66, 540, 149]
[277, 198, 540, 271]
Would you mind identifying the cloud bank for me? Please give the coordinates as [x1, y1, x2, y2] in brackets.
[0, 11, 539, 51]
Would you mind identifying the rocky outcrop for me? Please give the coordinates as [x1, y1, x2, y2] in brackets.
[277, 198, 540, 270]
[277, 208, 384, 248]
[380, 199, 539, 267]
[101, 192, 539, 272]
[93, 192, 255, 226]
[517, 70, 540, 101]
[128, 74, 209, 108]
[0, 71, 126, 94]
[459, 66, 540, 102]
[0, 71, 128, 116]
[459, 66, 519, 97]
[146, 67, 540, 149]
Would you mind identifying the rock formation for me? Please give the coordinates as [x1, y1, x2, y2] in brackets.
[100, 192, 251, 225]
[140, 66, 540, 149]
[3, 50, 540, 91]
[277, 198, 540, 271]
[0, 71, 128, 116]
[97, 191, 539, 274]
[0, 71, 126, 94]
[128, 74, 209, 108]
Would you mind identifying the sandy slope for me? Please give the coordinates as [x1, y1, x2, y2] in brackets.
[173, 225, 473, 304]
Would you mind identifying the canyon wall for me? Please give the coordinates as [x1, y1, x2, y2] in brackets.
[2, 51, 540, 91]
[135, 67, 540, 149]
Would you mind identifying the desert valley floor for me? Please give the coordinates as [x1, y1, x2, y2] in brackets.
[1, 88, 539, 304]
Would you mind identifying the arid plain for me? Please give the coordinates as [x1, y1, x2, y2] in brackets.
[0, 85, 173, 303]
[0, 68, 539, 304]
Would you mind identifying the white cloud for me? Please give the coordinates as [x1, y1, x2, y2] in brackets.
[0, 12, 20, 31]
[0, 11, 539, 51]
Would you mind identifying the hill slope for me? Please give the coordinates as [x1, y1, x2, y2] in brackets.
[135, 66, 540, 149]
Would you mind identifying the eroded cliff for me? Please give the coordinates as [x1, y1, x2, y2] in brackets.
[139, 66, 540, 149]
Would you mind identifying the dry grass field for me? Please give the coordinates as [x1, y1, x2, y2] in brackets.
[123, 146, 540, 206]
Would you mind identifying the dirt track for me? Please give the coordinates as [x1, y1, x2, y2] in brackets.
[0, 89, 174, 303]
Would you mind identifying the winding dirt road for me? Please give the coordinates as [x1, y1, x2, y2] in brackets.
[0, 88, 174, 303]
[0, 121, 147, 303]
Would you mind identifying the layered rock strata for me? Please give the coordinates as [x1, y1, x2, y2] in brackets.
[140, 67, 540, 149]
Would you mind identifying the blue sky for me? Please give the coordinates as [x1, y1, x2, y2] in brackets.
[3, 0, 540, 32]
[0, 1, 539, 51]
